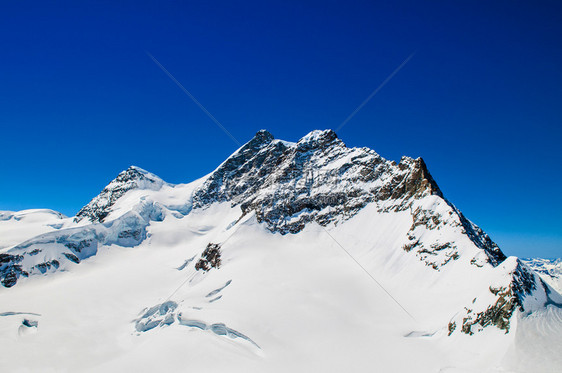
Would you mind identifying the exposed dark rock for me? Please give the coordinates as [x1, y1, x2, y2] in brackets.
[448, 321, 456, 336]
[28, 249, 42, 256]
[511, 261, 537, 297]
[22, 319, 38, 328]
[118, 229, 142, 240]
[402, 240, 420, 253]
[470, 257, 484, 268]
[195, 243, 222, 272]
[63, 253, 80, 264]
[0, 253, 17, 264]
[0, 254, 26, 287]
[461, 287, 517, 334]
[64, 239, 93, 253]
[33, 260, 60, 274]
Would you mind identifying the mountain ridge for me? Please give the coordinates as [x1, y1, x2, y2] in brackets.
[0, 129, 560, 372]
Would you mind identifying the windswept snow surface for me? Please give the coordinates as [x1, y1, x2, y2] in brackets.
[0, 130, 560, 372]
[0, 209, 70, 251]
[502, 305, 562, 373]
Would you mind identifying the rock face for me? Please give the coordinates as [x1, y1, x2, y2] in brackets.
[0, 253, 27, 287]
[193, 129, 441, 230]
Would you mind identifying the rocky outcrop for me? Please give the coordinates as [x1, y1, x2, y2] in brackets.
[0, 253, 27, 287]
[195, 243, 222, 271]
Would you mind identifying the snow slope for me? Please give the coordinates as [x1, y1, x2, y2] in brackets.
[0, 130, 560, 372]
[0, 209, 70, 251]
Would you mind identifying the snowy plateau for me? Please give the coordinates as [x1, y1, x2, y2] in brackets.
[0, 129, 560, 372]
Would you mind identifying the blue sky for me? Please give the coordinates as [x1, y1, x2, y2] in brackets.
[1, 1, 561, 259]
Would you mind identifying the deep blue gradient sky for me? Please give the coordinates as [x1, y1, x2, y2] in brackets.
[1, 1, 561, 259]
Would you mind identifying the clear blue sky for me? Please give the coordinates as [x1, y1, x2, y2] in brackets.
[1, 1, 561, 259]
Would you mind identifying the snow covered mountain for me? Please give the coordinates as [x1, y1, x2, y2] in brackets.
[0, 130, 560, 372]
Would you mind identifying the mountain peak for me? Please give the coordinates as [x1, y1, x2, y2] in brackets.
[254, 129, 274, 142]
[399, 156, 443, 199]
[245, 129, 274, 149]
[126, 165, 149, 174]
[193, 129, 446, 235]
[74, 166, 165, 223]
[120, 165, 163, 183]
[297, 129, 340, 150]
